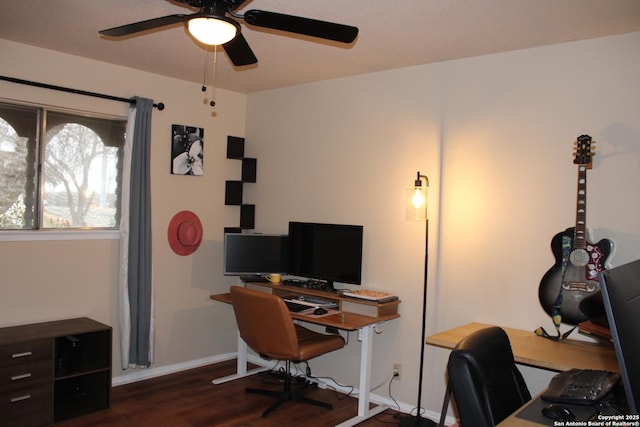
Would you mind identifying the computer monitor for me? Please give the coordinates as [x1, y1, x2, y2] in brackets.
[599, 259, 640, 414]
[288, 222, 363, 290]
[223, 233, 289, 277]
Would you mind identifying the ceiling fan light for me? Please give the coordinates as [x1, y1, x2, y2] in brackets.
[187, 16, 238, 45]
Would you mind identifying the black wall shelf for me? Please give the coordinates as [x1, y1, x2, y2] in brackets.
[225, 181, 243, 206]
[225, 136, 256, 232]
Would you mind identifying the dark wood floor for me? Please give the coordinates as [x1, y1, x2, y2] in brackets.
[60, 360, 406, 426]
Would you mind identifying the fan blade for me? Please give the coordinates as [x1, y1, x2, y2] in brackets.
[223, 32, 258, 66]
[243, 10, 358, 43]
[99, 15, 186, 37]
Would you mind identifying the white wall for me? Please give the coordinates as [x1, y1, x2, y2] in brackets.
[245, 32, 640, 418]
[0, 39, 246, 375]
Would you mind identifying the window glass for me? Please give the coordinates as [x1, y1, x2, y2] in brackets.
[0, 102, 126, 230]
[0, 103, 38, 229]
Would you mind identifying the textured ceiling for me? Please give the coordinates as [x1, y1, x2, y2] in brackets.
[1, 0, 639, 93]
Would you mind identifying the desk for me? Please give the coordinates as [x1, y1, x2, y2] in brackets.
[426, 322, 618, 373]
[496, 391, 631, 427]
[427, 323, 620, 427]
[210, 283, 401, 427]
[496, 394, 558, 427]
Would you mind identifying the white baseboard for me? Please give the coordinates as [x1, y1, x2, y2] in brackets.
[112, 352, 238, 386]
[111, 353, 453, 425]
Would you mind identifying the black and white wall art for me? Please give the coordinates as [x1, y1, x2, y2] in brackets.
[171, 124, 204, 175]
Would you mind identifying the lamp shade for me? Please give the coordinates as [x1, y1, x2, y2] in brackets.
[406, 172, 428, 221]
[187, 16, 238, 45]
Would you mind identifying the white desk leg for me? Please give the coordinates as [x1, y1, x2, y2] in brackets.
[335, 324, 389, 427]
[212, 332, 268, 384]
[237, 333, 249, 374]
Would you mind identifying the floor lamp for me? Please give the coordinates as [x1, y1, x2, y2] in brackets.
[399, 172, 436, 427]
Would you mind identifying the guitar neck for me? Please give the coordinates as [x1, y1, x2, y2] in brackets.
[574, 163, 588, 249]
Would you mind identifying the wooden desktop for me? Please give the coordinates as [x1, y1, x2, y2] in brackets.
[211, 281, 400, 330]
[426, 322, 618, 373]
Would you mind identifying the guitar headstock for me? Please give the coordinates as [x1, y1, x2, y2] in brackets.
[573, 134, 595, 168]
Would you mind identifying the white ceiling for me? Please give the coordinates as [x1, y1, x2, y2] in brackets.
[1, 0, 639, 94]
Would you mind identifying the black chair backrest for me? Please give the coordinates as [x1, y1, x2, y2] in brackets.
[447, 326, 531, 427]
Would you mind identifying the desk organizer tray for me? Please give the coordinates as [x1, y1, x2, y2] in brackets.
[341, 289, 398, 303]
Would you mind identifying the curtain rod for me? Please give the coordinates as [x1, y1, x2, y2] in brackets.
[0, 75, 165, 111]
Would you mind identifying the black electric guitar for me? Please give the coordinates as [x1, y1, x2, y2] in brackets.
[538, 135, 612, 326]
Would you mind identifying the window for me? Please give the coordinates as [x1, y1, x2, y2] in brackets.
[0, 102, 126, 230]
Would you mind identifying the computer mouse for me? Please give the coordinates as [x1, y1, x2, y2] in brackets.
[313, 307, 328, 315]
[542, 404, 576, 421]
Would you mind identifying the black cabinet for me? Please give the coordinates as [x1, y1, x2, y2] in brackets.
[0, 318, 111, 426]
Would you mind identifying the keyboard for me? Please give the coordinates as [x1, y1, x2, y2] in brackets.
[284, 300, 313, 313]
[541, 369, 621, 405]
[297, 295, 337, 306]
[281, 295, 338, 309]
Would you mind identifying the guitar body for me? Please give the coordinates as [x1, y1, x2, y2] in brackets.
[538, 227, 612, 325]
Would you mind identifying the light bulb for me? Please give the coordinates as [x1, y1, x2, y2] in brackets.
[412, 189, 425, 209]
[406, 184, 428, 222]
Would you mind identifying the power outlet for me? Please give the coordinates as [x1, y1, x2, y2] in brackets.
[393, 363, 402, 381]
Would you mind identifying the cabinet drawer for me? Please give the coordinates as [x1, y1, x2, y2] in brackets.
[0, 358, 53, 389]
[0, 383, 52, 427]
[0, 339, 52, 367]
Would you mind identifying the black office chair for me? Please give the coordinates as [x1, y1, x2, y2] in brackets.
[446, 326, 531, 427]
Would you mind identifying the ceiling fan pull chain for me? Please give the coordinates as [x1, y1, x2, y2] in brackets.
[201, 46, 209, 92]
[210, 46, 217, 107]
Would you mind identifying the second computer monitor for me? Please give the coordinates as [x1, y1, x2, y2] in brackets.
[599, 259, 640, 415]
[288, 222, 363, 289]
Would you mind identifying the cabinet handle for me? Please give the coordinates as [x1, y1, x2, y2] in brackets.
[10, 394, 32, 403]
[11, 351, 33, 359]
[11, 373, 32, 381]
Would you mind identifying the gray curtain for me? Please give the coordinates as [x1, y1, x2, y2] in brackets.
[124, 96, 154, 367]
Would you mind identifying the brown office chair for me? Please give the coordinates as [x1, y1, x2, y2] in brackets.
[446, 326, 531, 427]
[229, 285, 346, 417]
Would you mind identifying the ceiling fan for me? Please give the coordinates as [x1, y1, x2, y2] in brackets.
[99, 0, 359, 66]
